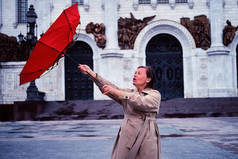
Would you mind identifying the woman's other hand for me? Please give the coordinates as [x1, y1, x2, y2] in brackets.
[78, 64, 90, 74]
[78, 64, 96, 78]
[102, 85, 122, 97]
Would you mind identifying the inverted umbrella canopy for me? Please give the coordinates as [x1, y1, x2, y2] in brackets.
[20, 3, 80, 85]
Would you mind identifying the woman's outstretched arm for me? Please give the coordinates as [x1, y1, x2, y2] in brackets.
[78, 64, 124, 104]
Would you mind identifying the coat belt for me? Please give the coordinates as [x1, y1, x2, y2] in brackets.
[125, 113, 157, 121]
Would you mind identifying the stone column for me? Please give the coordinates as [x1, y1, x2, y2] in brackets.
[169, 0, 175, 9]
[94, 0, 124, 100]
[208, 0, 225, 49]
[104, 0, 119, 50]
[133, 0, 139, 10]
[83, 0, 89, 11]
[188, 0, 194, 9]
[0, 0, 2, 29]
[206, 0, 236, 97]
[151, 0, 157, 9]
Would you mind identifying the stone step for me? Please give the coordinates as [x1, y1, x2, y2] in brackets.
[1, 97, 238, 121]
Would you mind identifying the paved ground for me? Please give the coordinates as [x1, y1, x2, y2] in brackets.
[0, 117, 237, 159]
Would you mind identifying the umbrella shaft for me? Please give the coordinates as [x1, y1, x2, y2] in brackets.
[64, 53, 79, 65]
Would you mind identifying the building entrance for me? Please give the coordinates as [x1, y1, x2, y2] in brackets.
[237, 44, 238, 89]
[146, 34, 184, 100]
[65, 41, 93, 100]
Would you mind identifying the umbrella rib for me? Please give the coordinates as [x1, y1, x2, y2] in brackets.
[20, 41, 63, 75]
[20, 57, 62, 76]
[21, 12, 75, 76]
[63, 10, 73, 43]
[20, 67, 48, 75]
[38, 41, 61, 54]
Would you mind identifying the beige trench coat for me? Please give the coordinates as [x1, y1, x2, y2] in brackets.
[90, 73, 161, 159]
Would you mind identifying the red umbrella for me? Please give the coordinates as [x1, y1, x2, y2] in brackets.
[20, 3, 80, 85]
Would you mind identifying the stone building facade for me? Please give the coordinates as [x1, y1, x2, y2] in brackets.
[0, 0, 238, 104]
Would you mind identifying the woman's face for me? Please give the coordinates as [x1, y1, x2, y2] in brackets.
[133, 68, 151, 89]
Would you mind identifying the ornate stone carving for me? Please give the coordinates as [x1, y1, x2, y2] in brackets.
[86, 22, 106, 49]
[181, 15, 211, 50]
[223, 20, 238, 46]
[0, 33, 30, 62]
[118, 13, 155, 50]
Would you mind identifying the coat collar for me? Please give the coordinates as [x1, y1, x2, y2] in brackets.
[142, 87, 153, 94]
[135, 87, 153, 94]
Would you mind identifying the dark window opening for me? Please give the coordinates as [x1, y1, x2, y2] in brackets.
[17, 0, 28, 23]
[72, 0, 84, 5]
[139, 0, 151, 4]
[157, 0, 169, 4]
[175, 0, 188, 3]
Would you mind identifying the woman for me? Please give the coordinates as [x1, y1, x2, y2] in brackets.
[78, 64, 161, 159]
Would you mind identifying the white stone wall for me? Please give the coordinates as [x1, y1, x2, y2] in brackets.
[1, 0, 238, 103]
[0, 62, 28, 104]
[0, 59, 65, 104]
[192, 49, 209, 97]
[1, 0, 238, 39]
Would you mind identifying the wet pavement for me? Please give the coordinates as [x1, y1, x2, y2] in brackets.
[0, 117, 238, 159]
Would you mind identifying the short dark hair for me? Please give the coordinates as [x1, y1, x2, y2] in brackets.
[137, 66, 155, 89]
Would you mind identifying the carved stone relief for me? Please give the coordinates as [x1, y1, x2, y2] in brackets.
[223, 20, 238, 46]
[85, 22, 106, 49]
[180, 15, 211, 50]
[85, 13, 155, 50]
[118, 13, 155, 49]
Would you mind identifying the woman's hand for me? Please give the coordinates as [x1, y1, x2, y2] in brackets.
[78, 64, 91, 75]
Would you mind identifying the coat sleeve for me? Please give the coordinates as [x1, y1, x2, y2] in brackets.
[122, 90, 161, 112]
[88, 73, 124, 105]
